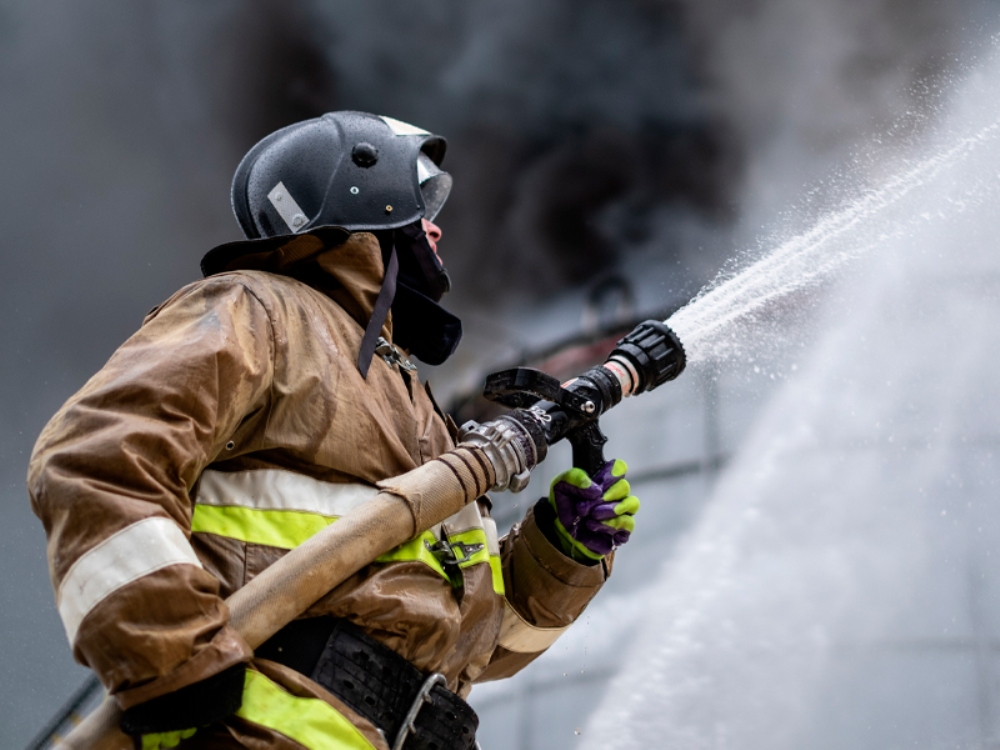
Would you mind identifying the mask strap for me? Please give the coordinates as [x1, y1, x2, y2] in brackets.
[357, 242, 399, 378]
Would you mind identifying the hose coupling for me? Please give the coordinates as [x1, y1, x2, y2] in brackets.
[457, 413, 545, 493]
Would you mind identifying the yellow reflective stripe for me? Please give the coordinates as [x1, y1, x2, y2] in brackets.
[191, 505, 335, 550]
[488, 555, 505, 597]
[376, 530, 451, 583]
[237, 670, 374, 750]
[448, 530, 491, 569]
[191, 502, 500, 592]
[446, 529, 504, 596]
[192, 506, 454, 583]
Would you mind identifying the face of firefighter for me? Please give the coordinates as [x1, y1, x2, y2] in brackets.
[422, 218, 442, 258]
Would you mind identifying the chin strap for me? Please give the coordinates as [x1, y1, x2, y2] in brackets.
[357, 243, 400, 378]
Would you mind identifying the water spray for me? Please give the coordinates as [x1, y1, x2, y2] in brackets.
[461, 114, 1000, 479]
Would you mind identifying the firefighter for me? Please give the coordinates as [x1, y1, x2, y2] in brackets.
[28, 112, 639, 750]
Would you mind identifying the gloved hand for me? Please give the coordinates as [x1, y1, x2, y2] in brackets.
[548, 459, 639, 562]
[139, 729, 196, 750]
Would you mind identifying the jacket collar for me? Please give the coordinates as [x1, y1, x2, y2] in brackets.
[201, 227, 391, 337]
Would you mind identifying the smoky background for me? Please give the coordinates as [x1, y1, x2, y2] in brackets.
[0, 1, 993, 747]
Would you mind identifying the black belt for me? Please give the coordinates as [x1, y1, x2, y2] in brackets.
[257, 618, 479, 750]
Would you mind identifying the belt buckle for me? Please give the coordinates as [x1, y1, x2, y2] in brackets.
[392, 672, 447, 750]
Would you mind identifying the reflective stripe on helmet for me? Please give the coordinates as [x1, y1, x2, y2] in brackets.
[57, 516, 202, 645]
[237, 670, 375, 750]
[379, 115, 430, 136]
[267, 181, 310, 233]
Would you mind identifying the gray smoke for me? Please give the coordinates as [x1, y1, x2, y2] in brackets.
[303, 0, 737, 304]
[685, 0, 962, 231]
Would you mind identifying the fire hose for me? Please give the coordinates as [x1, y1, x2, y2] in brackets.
[51, 320, 685, 750]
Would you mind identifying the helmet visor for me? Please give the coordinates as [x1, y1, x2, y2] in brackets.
[417, 152, 452, 221]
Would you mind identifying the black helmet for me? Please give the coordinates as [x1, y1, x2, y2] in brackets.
[216, 111, 461, 378]
[231, 111, 452, 238]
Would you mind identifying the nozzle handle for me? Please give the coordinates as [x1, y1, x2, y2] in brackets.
[478, 319, 685, 478]
[567, 421, 608, 476]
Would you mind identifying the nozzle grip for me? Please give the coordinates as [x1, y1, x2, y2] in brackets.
[567, 421, 608, 477]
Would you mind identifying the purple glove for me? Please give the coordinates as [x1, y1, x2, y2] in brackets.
[548, 459, 639, 562]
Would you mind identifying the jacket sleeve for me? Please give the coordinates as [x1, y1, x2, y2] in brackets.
[27, 276, 274, 711]
[476, 500, 612, 682]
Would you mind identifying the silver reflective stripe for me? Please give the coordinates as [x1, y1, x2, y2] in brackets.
[441, 501, 484, 537]
[379, 115, 429, 136]
[267, 181, 309, 233]
[442, 502, 500, 555]
[497, 599, 570, 654]
[57, 517, 202, 645]
[482, 517, 500, 557]
[441, 501, 501, 558]
[197, 469, 379, 517]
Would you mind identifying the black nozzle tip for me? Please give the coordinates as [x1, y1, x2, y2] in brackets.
[609, 320, 686, 394]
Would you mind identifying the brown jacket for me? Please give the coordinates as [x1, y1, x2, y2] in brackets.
[28, 230, 610, 749]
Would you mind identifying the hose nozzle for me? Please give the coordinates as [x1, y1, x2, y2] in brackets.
[604, 320, 686, 396]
